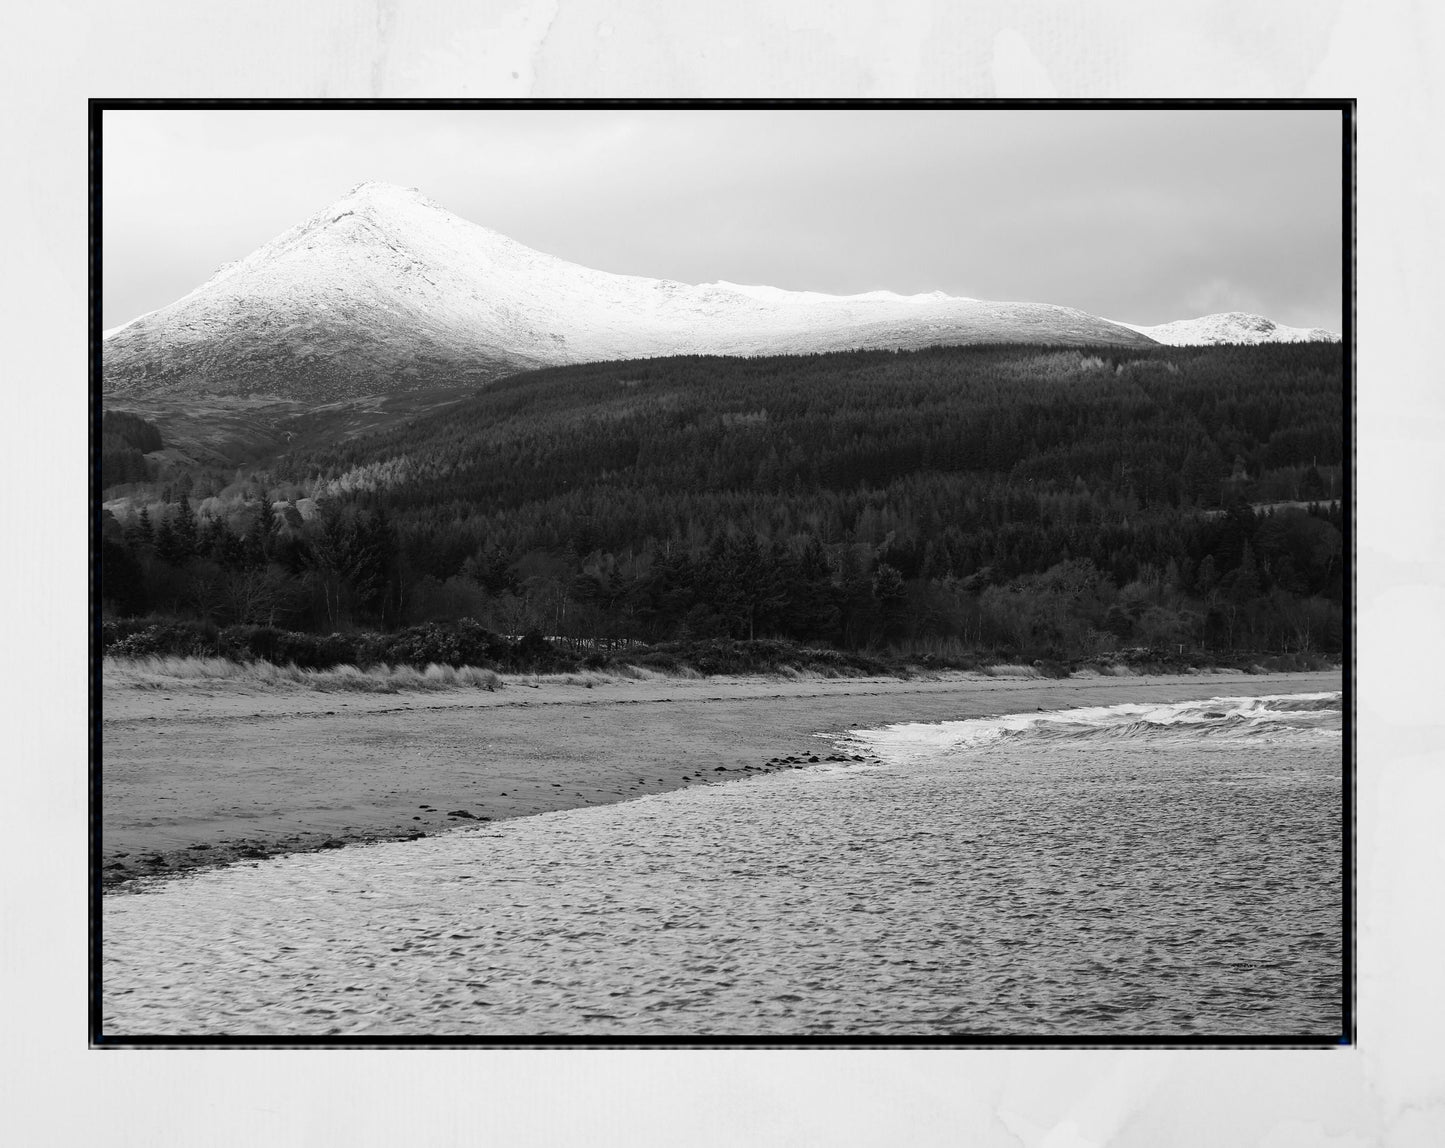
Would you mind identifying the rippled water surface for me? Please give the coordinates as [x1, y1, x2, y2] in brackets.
[104, 693, 1343, 1037]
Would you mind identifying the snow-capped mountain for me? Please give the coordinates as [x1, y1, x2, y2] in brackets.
[1114, 312, 1341, 346]
[102, 182, 1158, 402]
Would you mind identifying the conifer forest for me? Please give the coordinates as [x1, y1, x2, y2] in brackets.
[99, 342, 1345, 670]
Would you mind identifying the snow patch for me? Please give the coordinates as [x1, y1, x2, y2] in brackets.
[709, 282, 977, 306]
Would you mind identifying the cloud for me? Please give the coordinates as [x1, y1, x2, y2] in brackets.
[1184, 277, 1270, 318]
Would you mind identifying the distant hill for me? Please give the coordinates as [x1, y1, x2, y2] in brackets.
[1114, 312, 1341, 346]
[101, 181, 1160, 403]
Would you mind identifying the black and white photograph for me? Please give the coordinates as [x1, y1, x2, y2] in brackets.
[94, 102, 1348, 1044]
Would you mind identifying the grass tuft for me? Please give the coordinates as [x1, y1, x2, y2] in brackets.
[104, 655, 502, 693]
[980, 663, 1044, 679]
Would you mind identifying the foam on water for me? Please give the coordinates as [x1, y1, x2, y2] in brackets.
[844, 692, 1342, 765]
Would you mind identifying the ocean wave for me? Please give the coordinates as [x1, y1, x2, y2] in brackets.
[845, 692, 1342, 764]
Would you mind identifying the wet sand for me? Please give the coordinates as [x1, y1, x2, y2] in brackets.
[100, 667, 1341, 890]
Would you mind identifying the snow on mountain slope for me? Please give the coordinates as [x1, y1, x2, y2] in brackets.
[706, 282, 969, 306]
[1115, 312, 1341, 346]
[103, 181, 1158, 402]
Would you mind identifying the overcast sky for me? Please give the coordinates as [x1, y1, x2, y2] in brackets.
[101, 107, 1344, 332]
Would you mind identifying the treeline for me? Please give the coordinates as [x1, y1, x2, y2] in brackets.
[99, 342, 1346, 663]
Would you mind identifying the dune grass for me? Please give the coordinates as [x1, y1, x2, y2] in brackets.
[501, 664, 705, 689]
[979, 663, 1044, 679]
[105, 655, 503, 693]
[102, 655, 716, 694]
[104, 653, 1052, 697]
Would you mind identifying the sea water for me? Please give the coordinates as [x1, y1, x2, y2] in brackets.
[102, 692, 1343, 1038]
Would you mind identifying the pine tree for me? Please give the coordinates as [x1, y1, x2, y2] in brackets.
[1228, 542, 1262, 603]
[170, 497, 198, 561]
[243, 496, 278, 568]
[125, 506, 154, 551]
[153, 514, 181, 565]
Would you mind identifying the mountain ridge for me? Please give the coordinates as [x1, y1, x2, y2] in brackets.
[1115, 312, 1341, 346]
[102, 182, 1161, 402]
[102, 182, 1336, 402]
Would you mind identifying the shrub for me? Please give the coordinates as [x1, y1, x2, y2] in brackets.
[630, 638, 890, 678]
[379, 619, 510, 669]
[102, 619, 218, 659]
[215, 625, 283, 663]
[99, 618, 576, 673]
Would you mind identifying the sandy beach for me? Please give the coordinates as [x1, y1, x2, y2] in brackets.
[100, 666, 1342, 890]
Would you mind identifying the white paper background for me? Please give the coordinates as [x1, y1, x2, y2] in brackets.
[4, 1, 1441, 1144]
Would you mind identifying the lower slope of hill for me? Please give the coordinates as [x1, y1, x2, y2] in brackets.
[100, 341, 1345, 663]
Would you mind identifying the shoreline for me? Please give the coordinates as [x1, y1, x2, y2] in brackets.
[101, 667, 1342, 893]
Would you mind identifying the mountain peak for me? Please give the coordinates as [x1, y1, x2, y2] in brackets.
[304, 181, 438, 228]
[335, 181, 431, 209]
[102, 183, 1161, 402]
[1213, 312, 1276, 330]
[1115, 312, 1339, 345]
[347, 179, 420, 196]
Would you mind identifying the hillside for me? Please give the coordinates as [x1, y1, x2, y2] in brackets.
[1116, 312, 1341, 345]
[101, 182, 1160, 403]
[101, 342, 1345, 662]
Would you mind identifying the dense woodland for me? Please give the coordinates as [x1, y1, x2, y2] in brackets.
[100, 409, 163, 487]
[99, 342, 1346, 666]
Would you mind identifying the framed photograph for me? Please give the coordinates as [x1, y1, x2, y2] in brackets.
[93, 100, 1350, 1048]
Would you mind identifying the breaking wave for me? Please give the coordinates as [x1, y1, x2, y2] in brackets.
[845, 693, 1342, 764]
